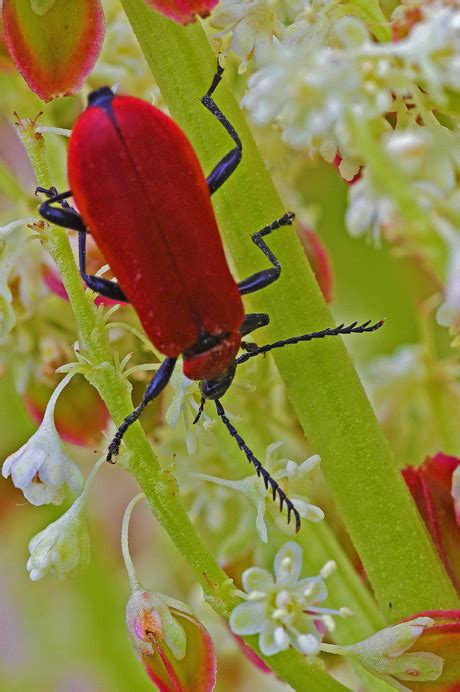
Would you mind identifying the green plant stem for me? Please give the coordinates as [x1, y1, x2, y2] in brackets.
[18, 129, 343, 692]
[119, 2, 459, 620]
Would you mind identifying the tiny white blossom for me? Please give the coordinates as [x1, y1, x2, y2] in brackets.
[211, 0, 287, 71]
[186, 443, 323, 542]
[2, 373, 83, 505]
[26, 495, 89, 580]
[230, 542, 349, 656]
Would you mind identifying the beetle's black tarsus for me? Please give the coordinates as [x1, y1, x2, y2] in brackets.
[193, 397, 206, 425]
[236, 320, 385, 366]
[202, 61, 242, 196]
[238, 212, 295, 296]
[215, 399, 301, 532]
[107, 357, 177, 462]
[239, 312, 270, 336]
[77, 231, 129, 302]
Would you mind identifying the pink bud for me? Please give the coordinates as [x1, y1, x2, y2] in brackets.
[298, 227, 334, 303]
[403, 454, 460, 594]
[2, 0, 104, 101]
[143, 0, 218, 25]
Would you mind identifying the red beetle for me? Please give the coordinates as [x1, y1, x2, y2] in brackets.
[38, 65, 382, 531]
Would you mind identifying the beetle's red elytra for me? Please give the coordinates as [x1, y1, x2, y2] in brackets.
[38, 64, 384, 532]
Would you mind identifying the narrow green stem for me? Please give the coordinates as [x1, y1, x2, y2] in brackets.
[121, 492, 145, 592]
[119, 2, 459, 620]
[18, 124, 342, 692]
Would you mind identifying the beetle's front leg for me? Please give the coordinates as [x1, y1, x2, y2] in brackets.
[37, 187, 129, 302]
[107, 357, 177, 462]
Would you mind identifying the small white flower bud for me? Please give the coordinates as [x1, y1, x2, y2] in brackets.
[26, 496, 89, 580]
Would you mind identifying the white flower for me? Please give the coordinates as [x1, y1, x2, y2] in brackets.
[230, 542, 350, 656]
[2, 373, 83, 505]
[211, 0, 288, 71]
[186, 443, 323, 543]
[26, 495, 89, 580]
[345, 172, 397, 245]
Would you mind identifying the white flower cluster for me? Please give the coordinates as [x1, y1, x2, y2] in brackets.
[217, 1, 460, 332]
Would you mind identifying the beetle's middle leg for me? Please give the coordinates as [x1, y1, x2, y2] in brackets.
[37, 187, 129, 302]
[238, 212, 295, 296]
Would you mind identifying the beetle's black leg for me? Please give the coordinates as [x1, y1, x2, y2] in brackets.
[37, 187, 88, 233]
[239, 313, 270, 351]
[238, 212, 295, 296]
[202, 63, 242, 196]
[240, 312, 270, 336]
[77, 231, 129, 302]
[214, 399, 301, 532]
[37, 187, 129, 302]
[236, 320, 385, 366]
[107, 357, 177, 462]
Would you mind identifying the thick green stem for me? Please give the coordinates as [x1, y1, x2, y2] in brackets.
[18, 128, 342, 692]
[119, 2, 459, 620]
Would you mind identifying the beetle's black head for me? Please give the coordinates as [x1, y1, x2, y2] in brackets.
[87, 86, 115, 109]
[199, 360, 237, 401]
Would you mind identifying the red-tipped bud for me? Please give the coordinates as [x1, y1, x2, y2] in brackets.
[126, 590, 217, 691]
[403, 453, 460, 594]
[2, 0, 104, 101]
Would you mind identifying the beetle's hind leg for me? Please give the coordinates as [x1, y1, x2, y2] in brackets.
[202, 62, 243, 196]
[238, 212, 295, 296]
[36, 187, 129, 302]
[215, 399, 301, 532]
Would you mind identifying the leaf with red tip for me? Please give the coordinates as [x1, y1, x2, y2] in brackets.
[403, 454, 460, 594]
[142, 609, 216, 691]
[2, 0, 104, 101]
[143, 0, 218, 25]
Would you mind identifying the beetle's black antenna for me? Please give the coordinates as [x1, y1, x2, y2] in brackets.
[236, 319, 384, 366]
[193, 397, 206, 425]
[214, 400, 301, 532]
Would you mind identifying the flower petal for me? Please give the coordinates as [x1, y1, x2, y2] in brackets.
[259, 621, 286, 656]
[242, 567, 274, 595]
[229, 602, 268, 635]
[2, 0, 104, 101]
[274, 541, 303, 585]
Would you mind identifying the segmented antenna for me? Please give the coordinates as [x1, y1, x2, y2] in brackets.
[236, 319, 384, 365]
[215, 400, 301, 532]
